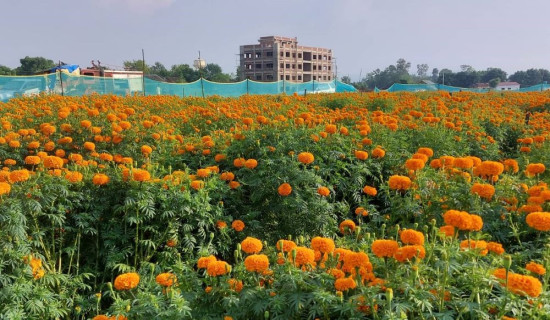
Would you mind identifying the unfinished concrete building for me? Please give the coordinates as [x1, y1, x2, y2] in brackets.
[240, 36, 334, 82]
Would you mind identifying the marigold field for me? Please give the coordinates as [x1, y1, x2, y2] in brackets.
[1, 91, 550, 320]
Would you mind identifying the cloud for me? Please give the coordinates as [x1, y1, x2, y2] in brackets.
[96, 0, 176, 14]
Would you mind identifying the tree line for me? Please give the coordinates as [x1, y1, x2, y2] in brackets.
[0, 57, 236, 83]
[341, 59, 550, 90]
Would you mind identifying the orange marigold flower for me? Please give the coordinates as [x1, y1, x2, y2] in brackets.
[24, 156, 41, 165]
[439, 225, 455, 237]
[417, 147, 434, 157]
[400, 229, 425, 245]
[325, 124, 337, 134]
[190, 180, 204, 190]
[216, 220, 227, 229]
[65, 171, 83, 183]
[317, 186, 330, 197]
[291, 246, 315, 267]
[503, 159, 519, 173]
[525, 212, 550, 231]
[83, 141, 96, 151]
[334, 277, 357, 291]
[9, 169, 30, 183]
[276, 239, 297, 252]
[141, 145, 152, 156]
[460, 240, 488, 255]
[227, 278, 243, 292]
[196, 168, 210, 178]
[241, 237, 263, 254]
[297, 152, 314, 164]
[371, 239, 399, 258]
[220, 172, 235, 181]
[470, 183, 495, 200]
[278, 183, 292, 196]
[229, 181, 240, 189]
[233, 157, 246, 168]
[354, 150, 368, 160]
[525, 262, 546, 275]
[207, 260, 231, 277]
[443, 210, 471, 230]
[43, 156, 64, 169]
[487, 242, 505, 255]
[470, 214, 483, 231]
[453, 157, 474, 169]
[363, 186, 377, 196]
[155, 273, 176, 287]
[388, 175, 412, 191]
[525, 163, 545, 177]
[197, 255, 217, 269]
[339, 219, 356, 234]
[244, 159, 258, 169]
[311, 237, 335, 253]
[231, 220, 245, 231]
[132, 169, 151, 182]
[166, 239, 177, 247]
[355, 207, 368, 216]
[92, 173, 110, 186]
[114, 272, 140, 290]
[493, 268, 542, 297]
[405, 159, 425, 171]
[394, 245, 426, 262]
[0, 182, 11, 195]
[214, 154, 226, 162]
[371, 147, 385, 158]
[244, 254, 269, 273]
[430, 159, 442, 169]
[342, 251, 371, 273]
[479, 161, 504, 176]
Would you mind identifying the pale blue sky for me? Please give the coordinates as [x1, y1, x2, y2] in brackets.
[2, 0, 549, 81]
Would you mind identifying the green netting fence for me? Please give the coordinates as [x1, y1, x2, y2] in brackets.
[375, 82, 550, 93]
[0, 73, 357, 102]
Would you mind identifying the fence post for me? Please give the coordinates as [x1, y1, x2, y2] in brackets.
[246, 78, 249, 95]
[304, 89, 307, 97]
[200, 77, 205, 98]
[283, 79, 285, 93]
[58, 69, 64, 97]
[312, 79, 315, 93]
[142, 49, 146, 96]
[182, 86, 185, 98]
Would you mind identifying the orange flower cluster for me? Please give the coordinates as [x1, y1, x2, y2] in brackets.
[241, 237, 263, 254]
[388, 175, 412, 191]
[114, 272, 140, 290]
[278, 183, 292, 196]
[525, 212, 550, 231]
[28, 255, 45, 280]
[371, 240, 399, 258]
[459, 240, 488, 256]
[297, 152, 315, 164]
[470, 183, 495, 200]
[493, 268, 542, 297]
[399, 229, 425, 245]
[334, 277, 357, 291]
[276, 239, 297, 252]
[207, 260, 231, 277]
[244, 254, 270, 273]
[394, 245, 426, 262]
[362, 186, 377, 196]
[339, 219, 356, 234]
[525, 262, 546, 275]
[443, 210, 483, 231]
[155, 273, 177, 287]
[231, 220, 245, 232]
[197, 255, 217, 269]
[311, 237, 335, 253]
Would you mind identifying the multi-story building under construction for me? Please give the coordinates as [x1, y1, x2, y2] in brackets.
[239, 36, 333, 82]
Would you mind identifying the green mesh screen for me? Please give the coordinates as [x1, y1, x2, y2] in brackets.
[4, 73, 550, 101]
[0, 74, 56, 101]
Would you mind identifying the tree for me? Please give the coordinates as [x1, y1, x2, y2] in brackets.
[460, 65, 474, 73]
[149, 62, 169, 78]
[15, 56, 55, 75]
[416, 64, 429, 78]
[396, 58, 411, 74]
[509, 68, 550, 87]
[431, 68, 439, 82]
[488, 78, 500, 88]
[0, 65, 14, 75]
[202, 63, 231, 82]
[340, 76, 351, 84]
[123, 60, 149, 73]
[169, 64, 199, 83]
[481, 68, 507, 83]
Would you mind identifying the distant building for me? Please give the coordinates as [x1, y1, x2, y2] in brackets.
[239, 36, 333, 82]
[495, 81, 520, 91]
[472, 83, 490, 89]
